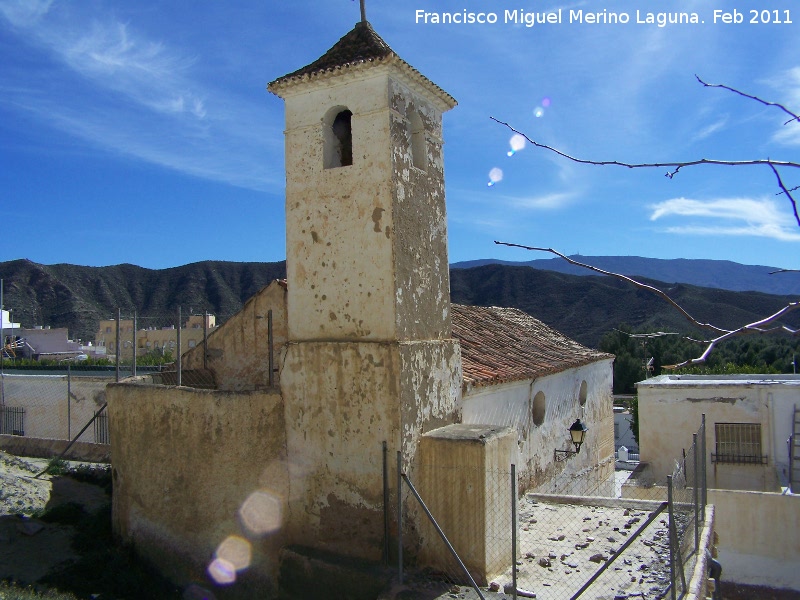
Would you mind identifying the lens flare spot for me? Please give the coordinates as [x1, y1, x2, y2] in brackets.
[534, 107, 545, 118]
[541, 97, 551, 108]
[239, 490, 283, 537]
[507, 134, 526, 157]
[215, 536, 252, 572]
[207, 558, 236, 585]
[487, 167, 503, 187]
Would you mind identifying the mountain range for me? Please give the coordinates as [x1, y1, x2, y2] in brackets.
[0, 256, 798, 348]
[452, 256, 800, 297]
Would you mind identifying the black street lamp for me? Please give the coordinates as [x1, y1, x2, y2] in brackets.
[554, 418, 589, 461]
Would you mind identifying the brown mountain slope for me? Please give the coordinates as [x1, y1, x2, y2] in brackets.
[0, 259, 797, 348]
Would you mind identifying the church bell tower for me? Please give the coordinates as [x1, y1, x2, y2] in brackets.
[268, 10, 461, 560]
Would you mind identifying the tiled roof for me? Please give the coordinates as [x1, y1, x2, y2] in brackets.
[268, 21, 456, 107]
[452, 304, 613, 388]
[274, 21, 392, 83]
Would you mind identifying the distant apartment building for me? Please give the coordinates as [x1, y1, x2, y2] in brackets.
[95, 314, 216, 361]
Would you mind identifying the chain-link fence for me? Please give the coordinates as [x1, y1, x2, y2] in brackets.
[99, 307, 218, 389]
[0, 306, 226, 464]
[0, 367, 108, 443]
[396, 417, 708, 600]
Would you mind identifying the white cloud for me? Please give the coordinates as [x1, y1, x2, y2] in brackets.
[768, 66, 800, 146]
[0, 3, 284, 191]
[508, 192, 575, 210]
[650, 197, 800, 241]
[691, 116, 728, 142]
[0, 0, 52, 27]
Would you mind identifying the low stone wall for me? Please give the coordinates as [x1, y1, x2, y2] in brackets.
[108, 381, 288, 598]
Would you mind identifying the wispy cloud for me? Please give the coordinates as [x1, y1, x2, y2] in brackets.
[650, 197, 800, 241]
[0, 2, 281, 191]
[691, 116, 728, 142]
[0, 0, 52, 27]
[769, 66, 800, 147]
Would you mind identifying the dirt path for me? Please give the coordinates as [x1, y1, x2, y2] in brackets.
[0, 451, 110, 586]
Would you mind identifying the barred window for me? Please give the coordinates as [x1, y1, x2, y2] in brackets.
[712, 422, 766, 464]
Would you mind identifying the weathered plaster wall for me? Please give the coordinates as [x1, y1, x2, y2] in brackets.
[636, 375, 800, 491]
[281, 67, 452, 343]
[280, 340, 400, 560]
[279, 338, 461, 561]
[108, 382, 288, 596]
[398, 340, 463, 464]
[708, 488, 800, 589]
[183, 281, 287, 390]
[461, 359, 615, 495]
[0, 374, 108, 442]
[389, 77, 450, 341]
[283, 71, 397, 341]
[417, 424, 516, 585]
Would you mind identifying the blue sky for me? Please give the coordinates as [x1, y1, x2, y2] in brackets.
[1, 0, 799, 270]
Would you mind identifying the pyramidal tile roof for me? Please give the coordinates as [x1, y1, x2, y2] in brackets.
[275, 21, 392, 83]
[452, 304, 613, 388]
[269, 21, 456, 107]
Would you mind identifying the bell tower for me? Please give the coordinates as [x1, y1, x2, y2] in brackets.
[268, 16, 461, 560]
[269, 18, 456, 342]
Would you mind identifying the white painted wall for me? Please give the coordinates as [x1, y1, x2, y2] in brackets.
[708, 487, 800, 589]
[462, 358, 615, 494]
[636, 375, 800, 491]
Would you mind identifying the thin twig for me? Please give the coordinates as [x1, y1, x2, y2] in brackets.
[489, 118, 799, 173]
[695, 75, 800, 126]
[768, 163, 800, 227]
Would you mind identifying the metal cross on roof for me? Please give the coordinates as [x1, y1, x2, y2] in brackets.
[359, 0, 366, 22]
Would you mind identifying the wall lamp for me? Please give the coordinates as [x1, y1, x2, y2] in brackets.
[554, 418, 588, 461]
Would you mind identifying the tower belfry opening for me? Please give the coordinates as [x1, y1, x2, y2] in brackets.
[329, 109, 352, 168]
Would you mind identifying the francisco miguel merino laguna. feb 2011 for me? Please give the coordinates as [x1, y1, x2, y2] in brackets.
[413, 9, 707, 28]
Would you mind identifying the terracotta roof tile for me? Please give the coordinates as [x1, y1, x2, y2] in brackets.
[273, 21, 392, 84]
[451, 304, 613, 388]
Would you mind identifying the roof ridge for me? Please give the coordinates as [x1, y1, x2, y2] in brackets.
[270, 21, 394, 86]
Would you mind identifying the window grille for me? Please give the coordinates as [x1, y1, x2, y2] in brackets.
[1, 406, 25, 435]
[712, 422, 767, 464]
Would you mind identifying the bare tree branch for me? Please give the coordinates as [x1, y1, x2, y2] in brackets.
[494, 241, 800, 369]
[695, 75, 800, 126]
[768, 162, 800, 227]
[489, 117, 799, 172]
[494, 241, 732, 335]
[665, 305, 800, 369]
[490, 116, 800, 229]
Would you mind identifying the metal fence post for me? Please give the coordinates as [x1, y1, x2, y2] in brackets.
[701, 414, 707, 520]
[177, 306, 182, 387]
[203, 311, 208, 370]
[693, 432, 699, 553]
[383, 441, 389, 566]
[511, 463, 518, 600]
[268, 309, 274, 387]
[132, 311, 137, 377]
[397, 450, 403, 585]
[667, 475, 676, 600]
[67, 364, 71, 440]
[115, 308, 121, 383]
